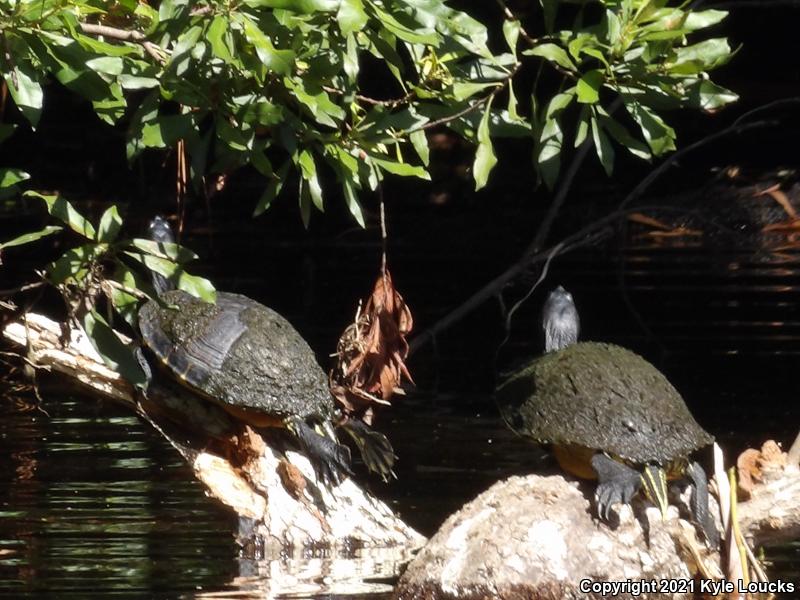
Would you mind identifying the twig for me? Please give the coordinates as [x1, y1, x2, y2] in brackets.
[410, 95, 495, 134]
[0, 281, 46, 297]
[409, 114, 595, 355]
[409, 205, 686, 355]
[379, 186, 388, 277]
[78, 23, 165, 63]
[322, 86, 414, 108]
[620, 119, 777, 211]
[408, 64, 520, 134]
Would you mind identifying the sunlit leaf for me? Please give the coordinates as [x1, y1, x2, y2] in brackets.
[125, 252, 216, 302]
[0, 226, 62, 250]
[97, 205, 123, 242]
[473, 100, 497, 191]
[82, 310, 148, 388]
[129, 238, 199, 263]
[27, 192, 97, 239]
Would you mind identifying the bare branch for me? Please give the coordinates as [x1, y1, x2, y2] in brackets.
[78, 23, 166, 63]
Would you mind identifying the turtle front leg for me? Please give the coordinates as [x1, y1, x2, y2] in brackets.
[286, 417, 352, 486]
[591, 453, 641, 520]
[686, 461, 720, 548]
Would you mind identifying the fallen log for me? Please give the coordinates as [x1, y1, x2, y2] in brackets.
[394, 455, 800, 599]
[2, 311, 425, 555]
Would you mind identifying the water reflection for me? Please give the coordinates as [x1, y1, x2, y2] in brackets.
[2, 204, 800, 596]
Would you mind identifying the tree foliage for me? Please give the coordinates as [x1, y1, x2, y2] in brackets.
[0, 0, 738, 368]
[0, 0, 736, 220]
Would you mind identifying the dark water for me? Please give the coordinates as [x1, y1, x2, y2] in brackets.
[2, 206, 800, 596]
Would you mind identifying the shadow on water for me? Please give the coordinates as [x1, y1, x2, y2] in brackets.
[2, 187, 800, 596]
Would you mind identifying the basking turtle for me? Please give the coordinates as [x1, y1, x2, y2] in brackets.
[497, 286, 718, 544]
[138, 217, 394, 484]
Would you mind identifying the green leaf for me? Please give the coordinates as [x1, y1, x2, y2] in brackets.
[28, 192, 97, 239]
[85, 56, 125, 75]
[523, 43, 576, 71]
[591, 113, 615, 176]
[452, 82, 497, 101]
[254, 162, 290, 216]
[369, 155, 430, 179]
[370, 5, 439, 45]
[207, 16, 235, 64]
[236, 14, 295, 75]
[97, 206, 123, 242]
[0, 226, 62, 250]
[577, 70, 604, 104]
[574, 106, 590, 148]
[109, 265, 151, 327]
[684, 9, 727, 30]
[338, 0, 368, 35]
[48, 244, 103, 285]
[0, 168, 30, 198]
[623, 98, 676, 156]
[410, 130, 430, 167]
[473, 100, 497, 191]
[686, 80, 738, 111]
[82, 311, 147, 388]
[298, 178, 311, 228]
[129, 239, 199, 263]
[503, 19, 521, 57]
[536, 92, 574, 189]
[597, 112, 651, 160]
[242, 0, 338, 12]
[342, 174, 365, 227]
[4, 67, 43, 128]
[298, 149, 324, 211]
[118, 75, 159, 90]
[125, 251, 216, 303]
[673, 38, 732, 71]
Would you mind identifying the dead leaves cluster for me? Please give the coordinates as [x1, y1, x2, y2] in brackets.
[330, 270, 413, 424]
[737, 439, 787, 498]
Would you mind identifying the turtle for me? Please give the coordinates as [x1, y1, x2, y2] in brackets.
[496, 286, 718, 545]
[137, 216, 395, 484]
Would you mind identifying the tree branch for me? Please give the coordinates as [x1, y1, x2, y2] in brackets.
[409, 108, 782, 355]
[79, 23, 165, 63]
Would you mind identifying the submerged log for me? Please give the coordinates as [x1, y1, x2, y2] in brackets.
[2, 312, 425, 553]
[394, 464, 800, 599]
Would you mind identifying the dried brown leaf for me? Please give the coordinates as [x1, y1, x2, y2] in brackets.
[330, 270, 414, 419]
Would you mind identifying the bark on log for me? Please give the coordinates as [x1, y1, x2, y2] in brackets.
[394, 465, 800, 600]
[2, 312, 425, 554]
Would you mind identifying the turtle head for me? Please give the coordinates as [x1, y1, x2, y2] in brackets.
[542, 286, 580, 352]
[641, 464, 669, 521]
[147, 216, 176, 295]
[148, 216, 175, 245]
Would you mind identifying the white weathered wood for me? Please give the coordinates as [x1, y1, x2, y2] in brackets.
[2, 312, 424, 553]
[395, 462, 800, 599]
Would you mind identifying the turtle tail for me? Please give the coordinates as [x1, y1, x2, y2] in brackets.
[641, 464, 669, 520]
[339, 420, 396, 482]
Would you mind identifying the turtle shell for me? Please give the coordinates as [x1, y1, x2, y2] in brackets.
[139, 289, 334, 421]
[496, 342, 713, 464]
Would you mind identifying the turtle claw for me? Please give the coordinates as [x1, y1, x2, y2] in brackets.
[289, 417, 352, 486]
[340, 420, 396, 481]
[591, 453, 642, 521]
